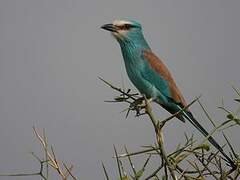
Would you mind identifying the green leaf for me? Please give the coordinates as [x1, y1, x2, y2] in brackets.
[227, 113, 234, 120]
[136, 168, 145, 178]
[162, 175, 167, 180]
[194, 143, 210, 151]
[120, 175, 130, 180]
[233, 118, 240, 125]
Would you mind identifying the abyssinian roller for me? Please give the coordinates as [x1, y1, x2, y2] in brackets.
[101, 19, 235, 168]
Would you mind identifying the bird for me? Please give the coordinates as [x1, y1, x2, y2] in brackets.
[101, 19, 236, 168]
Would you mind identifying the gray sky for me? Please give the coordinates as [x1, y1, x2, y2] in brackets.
[0, 0, 239, 179]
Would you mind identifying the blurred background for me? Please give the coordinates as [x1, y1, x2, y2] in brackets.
[0, 0, 239, 179]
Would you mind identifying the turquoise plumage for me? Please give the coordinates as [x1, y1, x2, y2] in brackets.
[101, 19, 235, 168]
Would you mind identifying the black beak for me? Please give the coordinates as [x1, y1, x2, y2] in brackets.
[101, 23, 117, 32]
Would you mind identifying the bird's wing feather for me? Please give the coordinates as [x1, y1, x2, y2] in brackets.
[141, 51, 235, 167]
[142, 50, 187, 107]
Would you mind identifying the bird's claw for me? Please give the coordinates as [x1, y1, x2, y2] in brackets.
[129, 97, 154, 116]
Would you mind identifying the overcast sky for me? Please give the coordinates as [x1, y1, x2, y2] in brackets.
[0, 0, 239, 179]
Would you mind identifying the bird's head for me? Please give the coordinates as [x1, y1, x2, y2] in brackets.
[101, 19, 146, 45]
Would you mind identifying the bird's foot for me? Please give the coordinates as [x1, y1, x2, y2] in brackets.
[129, 97, 154, 117]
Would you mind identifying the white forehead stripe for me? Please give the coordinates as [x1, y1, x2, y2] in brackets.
[113, 20, 131, 26]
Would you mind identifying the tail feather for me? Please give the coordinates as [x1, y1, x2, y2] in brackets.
[179, 108, 236, 168]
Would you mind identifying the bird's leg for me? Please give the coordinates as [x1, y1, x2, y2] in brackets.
[129, 95, 154, 116]
[129, 96, 145, 116]
[132, 96, 154, 108]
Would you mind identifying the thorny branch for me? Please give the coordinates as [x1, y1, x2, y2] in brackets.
[100, 78, 240, 179]
[0, 127, 77, 180]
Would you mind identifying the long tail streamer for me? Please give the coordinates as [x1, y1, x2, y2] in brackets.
[178, 105, 236, 168]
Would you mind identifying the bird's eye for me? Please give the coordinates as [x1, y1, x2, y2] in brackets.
[124, 24, 131, 29]
[118, 24, 133, 30]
